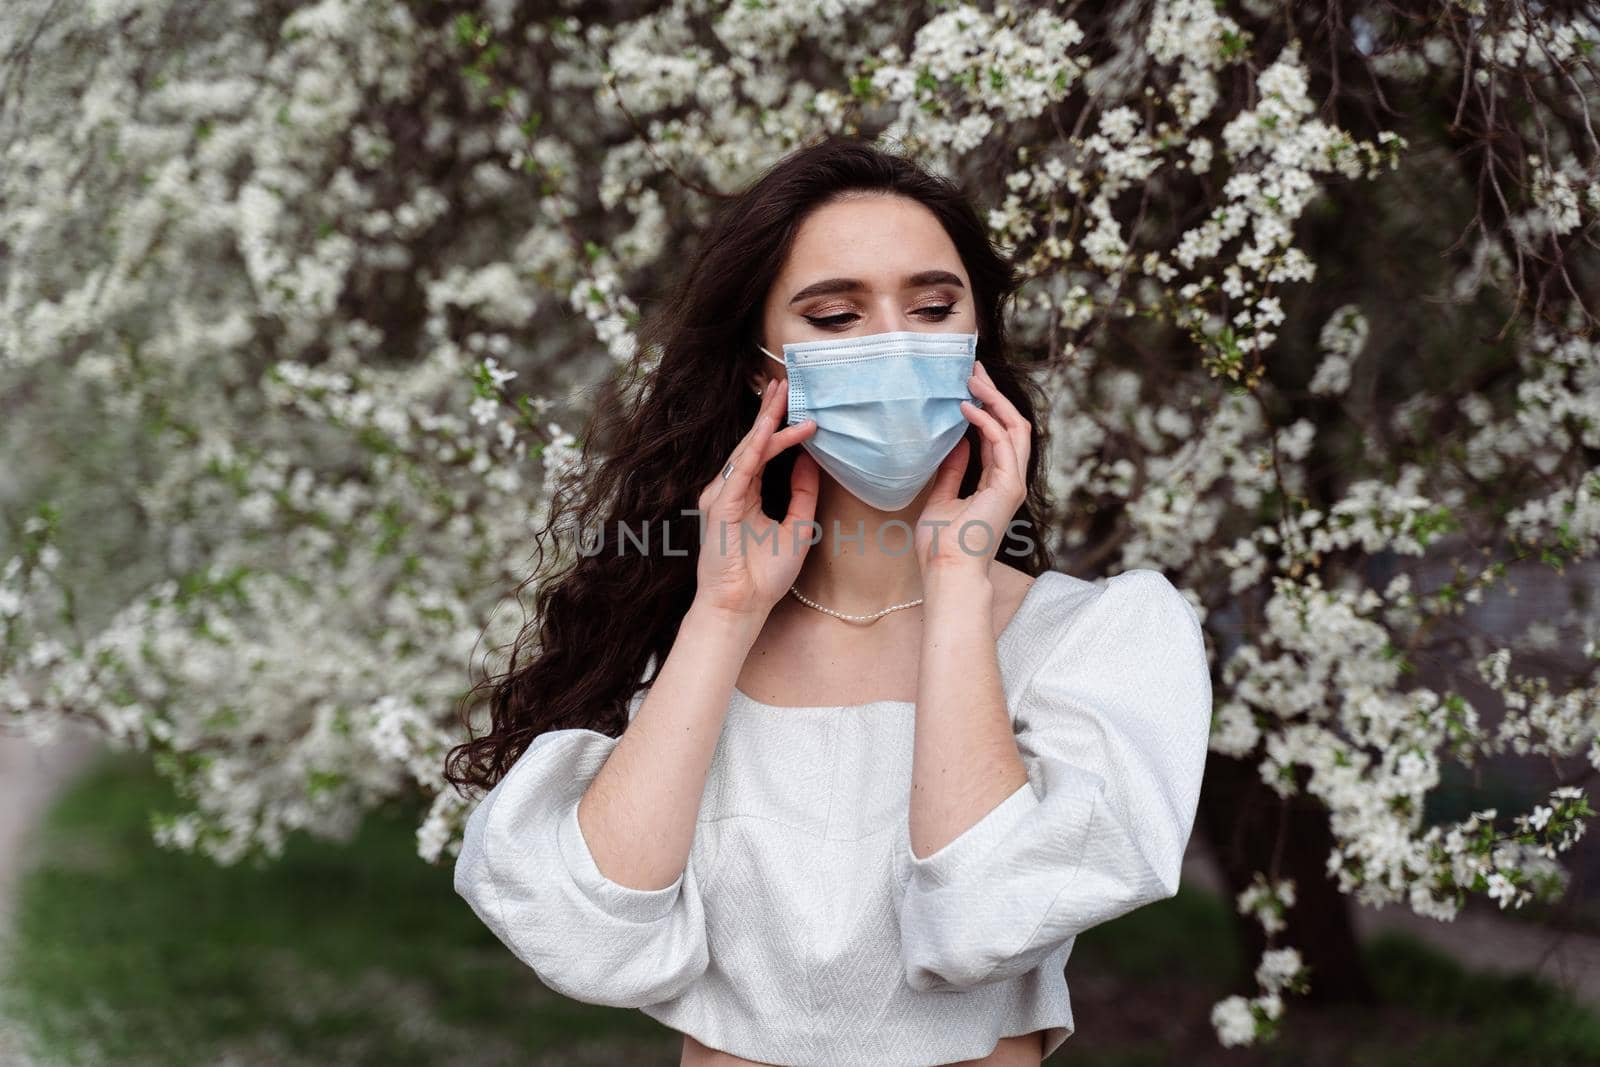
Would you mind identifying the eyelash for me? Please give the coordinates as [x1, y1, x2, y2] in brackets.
[805, 304, 958, 328]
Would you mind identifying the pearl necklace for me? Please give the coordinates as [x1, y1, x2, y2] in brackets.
[787, 584, 924, 624]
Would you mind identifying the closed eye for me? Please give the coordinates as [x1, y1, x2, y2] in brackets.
[805, 305, 958, 329]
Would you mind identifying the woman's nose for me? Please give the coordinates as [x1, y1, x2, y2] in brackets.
[866, 299, 922, 332]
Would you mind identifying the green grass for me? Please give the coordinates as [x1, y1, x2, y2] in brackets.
[1363, 933, 1600, 1065]
[4, 749, 1600, 1066]
[1060, 887, 1600, 1067]
[0, 748, 678, 1066]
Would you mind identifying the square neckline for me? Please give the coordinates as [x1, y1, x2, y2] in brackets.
[729, 569, 1062, 713]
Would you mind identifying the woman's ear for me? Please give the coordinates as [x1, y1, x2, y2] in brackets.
[748, 337, 780, 396]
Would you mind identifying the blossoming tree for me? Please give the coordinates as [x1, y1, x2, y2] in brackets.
[2, 0, 1597, 1047]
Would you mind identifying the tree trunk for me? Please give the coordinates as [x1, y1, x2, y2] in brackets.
[1197, 753, 1378, 1004]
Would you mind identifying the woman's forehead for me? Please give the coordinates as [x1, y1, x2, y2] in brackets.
[780, 197, 966, 292]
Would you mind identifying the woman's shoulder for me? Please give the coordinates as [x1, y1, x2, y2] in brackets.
[991, 562, 1104, 627]
[1010, 565, 1200, 650]
[1024, 564, 1190, 607]
[1097, 567, 1200, 626]
[1029, 566, 1206, 679]
[1000, 567, 1210, 746]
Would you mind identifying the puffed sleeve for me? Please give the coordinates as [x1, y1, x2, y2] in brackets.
[452, 660, 710, 1008]
[897, 569, 1212, 992]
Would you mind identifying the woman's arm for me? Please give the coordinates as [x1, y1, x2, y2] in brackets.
[906, 564, 1031, 863]
[577, 380, 816, 892]
[896, 570, 1212, 992]
[449, 599, 762, 1008]
[575, 600, 762, 891]
[452, 381, 818, 1007]
[904, 358, 1038, 883]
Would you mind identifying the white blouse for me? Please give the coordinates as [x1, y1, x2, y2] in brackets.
[452, 568, 1213, 1066]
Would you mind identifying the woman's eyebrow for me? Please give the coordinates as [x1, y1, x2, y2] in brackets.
[787, 270, 965, 305]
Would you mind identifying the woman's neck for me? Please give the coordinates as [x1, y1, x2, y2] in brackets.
[793, 486, 932, 610]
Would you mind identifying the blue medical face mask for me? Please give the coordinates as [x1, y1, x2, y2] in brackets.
[759, 329, 981, 511]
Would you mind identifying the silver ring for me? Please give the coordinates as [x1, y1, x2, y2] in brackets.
[721, 460, 735, 480]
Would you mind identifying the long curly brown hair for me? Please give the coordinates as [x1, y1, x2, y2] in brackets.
[443, 134, 1057, 796]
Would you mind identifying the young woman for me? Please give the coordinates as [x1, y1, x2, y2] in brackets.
[445, 136, 1212, 1067]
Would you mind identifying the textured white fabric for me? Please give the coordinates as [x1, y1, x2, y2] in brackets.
[453, 567, 1213, 1066]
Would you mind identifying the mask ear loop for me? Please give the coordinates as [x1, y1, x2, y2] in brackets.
[754, 343, 785, 396]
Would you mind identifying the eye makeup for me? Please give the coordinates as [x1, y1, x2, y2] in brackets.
[803, 300, 960, 329]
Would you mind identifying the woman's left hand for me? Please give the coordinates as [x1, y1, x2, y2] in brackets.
[914, 359, 1030, 576]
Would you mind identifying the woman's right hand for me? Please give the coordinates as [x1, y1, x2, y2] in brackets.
[692, 383, 819, 620]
